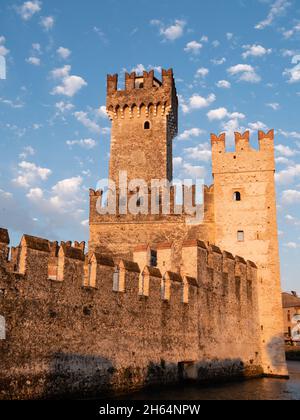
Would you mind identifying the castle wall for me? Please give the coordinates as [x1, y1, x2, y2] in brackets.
[0, 230, 262, 399]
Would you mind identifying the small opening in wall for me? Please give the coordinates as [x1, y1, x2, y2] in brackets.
[233, 191, 241, 201]
[237, 230, 244, 242]
[139, 82, 144, 88]
[150, 249, 157, 267]
[144, 121, 150, 130]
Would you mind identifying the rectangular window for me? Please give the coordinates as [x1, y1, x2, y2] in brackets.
[237, 230, 244, 242]
[150, 250, 157, 267]
[113, 269, 119, 292]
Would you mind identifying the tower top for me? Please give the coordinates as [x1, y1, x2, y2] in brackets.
[106, 69, 177, 114]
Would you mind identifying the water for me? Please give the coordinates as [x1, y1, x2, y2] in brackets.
[122, 361, 300, 400]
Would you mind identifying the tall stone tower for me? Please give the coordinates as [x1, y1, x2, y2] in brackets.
[106, 69, 178, 185]
[211, 130, 288, 377]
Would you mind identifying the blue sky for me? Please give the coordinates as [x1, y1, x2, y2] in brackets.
[0, 0, 299, 293]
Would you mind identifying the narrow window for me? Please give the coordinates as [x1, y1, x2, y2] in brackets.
[113, 268, 120, 292]
[150, 250, 157, 267]
[161, 276, 170, 301]
[139, 273, 149, 296]
[233, 191, 241, 201]
[0, 315, 5, 340]
[144, 121, 150, 130]
[182, 281, 189, 304]
[288, 311, 291, 322]
[89, 261, 97, 288]
[237, 230, 244, 242]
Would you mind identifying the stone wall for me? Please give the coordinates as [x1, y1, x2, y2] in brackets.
[0, 229, 262, 399]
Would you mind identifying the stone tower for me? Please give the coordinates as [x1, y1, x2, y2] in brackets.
[106, 69, 178, 185]
[211, 130, 288, 377]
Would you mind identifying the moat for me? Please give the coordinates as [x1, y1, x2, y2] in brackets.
[120, 362, 300, 400]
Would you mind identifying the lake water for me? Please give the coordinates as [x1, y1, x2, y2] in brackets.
[123, 361, 300, 400]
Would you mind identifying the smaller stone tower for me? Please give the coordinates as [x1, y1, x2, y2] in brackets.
[211, 129, 288, 377]
[106, 69, 178, 186]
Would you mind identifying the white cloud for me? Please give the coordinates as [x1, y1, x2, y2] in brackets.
[51, 65, 87, 97]
[248, 121, 268, 131]
[26, 56, 40, 66]
[227, 64, 261, 83]
[242, 44, 272, 59]
[17, 1, 41, 20]
[66, 138, 97, 149]
[216, 80, 231, 89]
[19, 146, 35, 159]
[131, 63, 146, 73]
[207, 107, 245, 121]
[81, 219, 89, 227]
[184, 143, 211, 162]
[207, 107, 229, 121]
[49, 176, 83, 210]
[32, 43, 41, 52]
[282, 189, 300, 204]
[57, 46, 71, 59]
[275, 164, 300, 184]
[284, 242, 299, 249]
[151, 19, 186, 41]
[96, 105, 107, 118]
[283, 56, 300, 83]
[40, 16, 55, 31]
[0, 45, 9, 56]
[283, 23, 300, 39]
[211, 57, 226, 65]
[212, 40, 220, 48]
[55, 101, 74, 113]
[26, 187, 44, 200]
[74, 111, 101, 133]
[177, 128, 205, 141]
[276, 156, 290, 165]
[275, 144, 298, 157]
[173, 157, 183, 167]
[0, 97, 24, 108]
[226, 32, 233, 40]
[13, 161, 52, 188]
[182, 163, 205, 178]
[195, 67, 209, 78]
[184, 41, 203, 54]
[279, 129, 300, 139]
[255, 0, 291, 30]
[180, 93, 216, 114]
[266, 102, 280, 110]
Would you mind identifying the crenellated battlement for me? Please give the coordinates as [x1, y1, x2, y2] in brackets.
[211, 130, 274, 153]
[0, 227, 257, 303]
[211, 130, 276, 175]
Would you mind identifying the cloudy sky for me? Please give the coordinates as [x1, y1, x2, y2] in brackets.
[0, 0, 299, 293]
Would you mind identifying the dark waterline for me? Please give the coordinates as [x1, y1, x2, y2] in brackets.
[120, 361, 300, 400]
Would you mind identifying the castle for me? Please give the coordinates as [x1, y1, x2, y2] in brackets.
[0, 69, 288, 399]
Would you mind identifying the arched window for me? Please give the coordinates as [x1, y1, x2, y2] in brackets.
[144, 121, 150, 130]
[233, 191, 241, 201]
